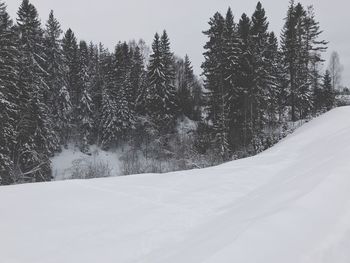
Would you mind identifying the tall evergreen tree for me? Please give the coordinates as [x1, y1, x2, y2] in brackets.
[202, 12, 231, 159]
[44, 10, 66, 144]
[323, 70, 335, 111]
[178, 55, 195, 118]
[265, 32, 280, 124]
[147, 32, 178, 132]
[62, 28, 79, 115]
[281, 1, 327, 120]
[281, 1, 298, 121]
[88, 42, 102, 142]
[237, 13, 253, 148]
[56, 86, 72, 147]
[77, 40, 93, 152]
[0, 1, 19, 184]
[114, 42, 135, 141]
[223, 8, 242, 149]
[160, 30, 176, 89]
[249, 2, 271, 147]
[100, 53, 119, 149]
[15, 0, 58, 182]
[131, 45, 146, 113]
[310, 53, 323, 114]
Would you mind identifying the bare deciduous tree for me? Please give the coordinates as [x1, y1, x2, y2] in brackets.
[328, 51, 344, 90]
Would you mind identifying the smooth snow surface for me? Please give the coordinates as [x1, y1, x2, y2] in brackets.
[2, 107, 350, 263]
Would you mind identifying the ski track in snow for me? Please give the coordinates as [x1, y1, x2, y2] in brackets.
[1, 107, 350, 263]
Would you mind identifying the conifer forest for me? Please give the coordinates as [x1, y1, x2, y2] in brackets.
[0, 0, 339, 185]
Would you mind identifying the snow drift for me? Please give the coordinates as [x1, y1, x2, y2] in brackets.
[1, 107, 350, 263]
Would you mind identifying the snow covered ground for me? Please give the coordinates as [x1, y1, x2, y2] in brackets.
[51, 145, 122, 180]
[1, 107, 350, 263]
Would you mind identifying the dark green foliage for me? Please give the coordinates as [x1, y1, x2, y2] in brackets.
[281, 1, 327, 121]
[202, 11, 230, 159]
[0, 1, 19, 184]
[323, 70, 335, 111]
[146, 32, 178, 132]
[62, 28, 79, 109]
[15, 0, 58, 182]
[44, 10, 67, 145]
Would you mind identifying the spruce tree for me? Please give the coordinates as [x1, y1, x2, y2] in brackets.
[281, 1, 327, 120]
[62, 28, 79, 117]
[114, 42, 135, 141]
[88, 42, 102, 142]
[44, 10, 67, 144]
[56, 86, 72, 147]
[0, 1, 19, 184]
[77, 40, 93, 152]
[202, 12, 231, 159]
[281, 1, 298, 121]
[16, 0, 58, 182]
[100, 87, 119, 149]
[250, 2, 271, 146]
[310, 54, 323, 114]
[223, 8, 241, 149]
[265, 32, 280, 124]
[323, 70, 335, 111]
[300, 5, 328, 117]
[131, 45, 146, 113]
[100, 53, 119, 149]
[160, 30, 176, 89]
[147, 32, 178, 132]
[178, 55, 194, 118]
[237, 13, 253, 148]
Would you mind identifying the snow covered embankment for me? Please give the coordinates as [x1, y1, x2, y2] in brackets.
[1, 107, 350, 263]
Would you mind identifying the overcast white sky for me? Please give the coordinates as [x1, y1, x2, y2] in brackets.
[6, 0, 349, 86]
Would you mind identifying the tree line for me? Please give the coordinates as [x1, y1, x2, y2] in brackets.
[0, 0, 202, 184]
[201, 1, 335, 159]
[0, 0, 335, 185]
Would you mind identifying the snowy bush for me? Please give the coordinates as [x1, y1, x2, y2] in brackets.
[70, 150, 112, 179]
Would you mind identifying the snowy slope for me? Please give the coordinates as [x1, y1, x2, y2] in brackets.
[1, 107, 350, 263]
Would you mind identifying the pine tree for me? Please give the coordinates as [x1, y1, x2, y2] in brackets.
[223, 8, 241, 149]
[202, 12, 225, 123]
[265, 32, 280, 124]
[0, 1, 19, 184]
[77, 40, 93, 152]
[114, 42, 135, 141]
[44, 10, 67, 144]
[100, 87, 119, 149]
[56, 86, 72, 147]
[281, 1, 298, 121]
[323, 70, 335, 111]
[88, 42, 102, 142]
[301, 5, 328, 116]
[147, 32, 178, 132]
[310, 53, 323, 114]
[131, 45, 146, 113]
[15, 0, 58, 182]
[250, 2, 271, 144]
[62, 28, 79, 116]
[160, 30, 176, 89]
[178, 55, 194, 118]
[281, 1, 327, 121]
[202, 12, 231, 159]
[100, 54, 118, 149]
[192, 79, 203, 121]
[99, 44, 135, 149]
[237, 13, 253, 148]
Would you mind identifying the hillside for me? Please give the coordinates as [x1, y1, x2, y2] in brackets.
[1, 107, 350, 263]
